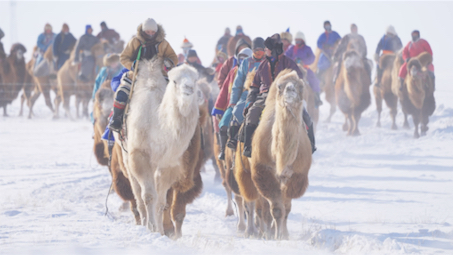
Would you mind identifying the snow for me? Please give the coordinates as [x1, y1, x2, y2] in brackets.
[1, 86, 452, 255]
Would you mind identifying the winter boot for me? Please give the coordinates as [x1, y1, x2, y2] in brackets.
[315, 92, 323, 108]
[218, 129, 228, 160]
[243, 124, 257, 158]
[307, 123, 317, 154]
[108, 107, 125, 132]
[227, 125, 240, 149]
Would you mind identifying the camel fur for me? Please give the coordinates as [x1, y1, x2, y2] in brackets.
[335, 41, 371, 136]
[118, 58, 200, 236]
[0, 43, 27, 116]
[396, 52, 435, 138]
[54, 41, 107, 119]
[298, 64, 319, 131]
[374, 53, 398, 129]
[251, 69, 312, 240]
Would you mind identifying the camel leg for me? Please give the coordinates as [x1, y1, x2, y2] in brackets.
[244, 200, 256, 237]
[224, 184, 234, 217]
[128, 175, 146, 226]
[75, 95, 81, 119]
[130, 200, 141, 225]
[129, 150, 157, 232]
[3, 105, 8, 117]
[163, 188, 175, 237]
[390, 107, 398, 130]
[155, 166, 177, 235]
[27, 86, 41, 119]
[342, 115, 349, 132]
[42, 86, 54, 113]
[19, 93, 26, 117]
[420, 113, 429, 136]
[412, 112, 420, 139]
[212, 156, 222, 183]
[403, 111, 410, 129]
[352, 111, 361, 136]
[281, 196, 292, 240]
[62, 93, 74, 120]
[252, 163, 284, 240]
[374, 87, 382, 128]
[53, 93, 61, 119]
[347, 114, 353, 136]
[234, 195, 246, 232]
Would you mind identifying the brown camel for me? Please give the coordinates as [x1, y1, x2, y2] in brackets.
[374, 54, 399, 129]
[391, 53, 410, 129]
[251, 69, 312, 240]
[213, 136, 235, 217]
[335, 43, 371, 136]
[0, 43, 27, 116]
[395, 52, 435, 138]
[310, 43, 339, 122]
[26, 45, 59, 118]
[54, 41, 108, 119]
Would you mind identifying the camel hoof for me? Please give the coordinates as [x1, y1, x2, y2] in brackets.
[403, 123, 410, 130]
[413, 133, 420, 139]
[225, 208, 234, 217]
[391, 124, 397, 130]
[237, 223, 246, 232]
[421, 131, 427, 136]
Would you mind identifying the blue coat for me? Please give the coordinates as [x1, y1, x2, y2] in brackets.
[111, 68, 129, 92]
[316, 31, 341, 71]
[92, 65, 124, 100]
[375, 34, 403, 54]
[37, 33, 56, 52]
[53, 32, 76, 70]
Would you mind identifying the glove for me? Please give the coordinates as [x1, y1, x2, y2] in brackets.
[243, 102, 252, 118]
[131, 60, 137, 71]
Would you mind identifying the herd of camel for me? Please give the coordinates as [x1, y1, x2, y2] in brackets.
[0, 35, 436, 240]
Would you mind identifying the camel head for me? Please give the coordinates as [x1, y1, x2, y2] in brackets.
[273, 69, 304, 113]
[10, 43, 26, 62]
[167, 64, 199, 114]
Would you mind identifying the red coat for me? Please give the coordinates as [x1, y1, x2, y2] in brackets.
[402, 39, 432, 61]
[213, 66, 238, 115]
[216, 56, 236, 89]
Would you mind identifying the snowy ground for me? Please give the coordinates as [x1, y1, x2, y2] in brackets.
[1, 89, 452, 255]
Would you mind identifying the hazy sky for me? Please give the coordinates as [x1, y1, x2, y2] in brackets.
[1, 1, 452, 93]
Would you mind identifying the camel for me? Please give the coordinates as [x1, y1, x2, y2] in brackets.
[335, 42, 372, 136]
[374, 54, 399, 129]
[309, 43, 339, 122]
[298, 64, 319, 130]
[54, 41, 108, 119]
[251, 69, 312, 240]
[0, 43, 27, 116]
[25, 45, 59, 118]
[117, 58, 201, 237]
[394, 52, 435, 138]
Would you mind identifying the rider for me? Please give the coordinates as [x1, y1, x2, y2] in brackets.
[285, 31, 322, 107]
[398, 30, 434, 89]
[213, 47, 253, 160]
[217, 38, 251, 89]
[242, 34, 316, 158]
[332, 23, 370, 84]
[227, 37, 266, 150]
[281, 28, 293, 52]
[109, 18, 178, 131]
[227, 26, 252, 57]
[374, 25, 403, 87]
[97, 21, 120, 45]
[216, 28, 232, 57]
[36, 23, 56, 65]
[53, 23, 76, 71]
[0, 28, 5, 60]
[185, 49, 213, 81]
[73, 25, 100, 82]
[316, 21, 341, 78]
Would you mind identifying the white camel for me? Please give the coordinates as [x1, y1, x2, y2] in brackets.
[116, 57, 200, 235]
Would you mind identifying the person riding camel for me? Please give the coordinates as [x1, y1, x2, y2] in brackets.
[214, 49, 228, 79]
[242, 33, 316, 158]
[73, 25, 100, 82]
[213, 47, 253, 160]
[97, 21, 120, 45]
[398, 30, 434, 90]
[35, 23, 56, 66]
[374, 25, 403, 87]
[316, 21, 341, 77]
[108, 18, 178, 131]
[53, 23, 76, 71]
[185, 49, 213, 81]
[217, 38, 251, 89]
[281, 28, 293, 52]
[332, 23, 370, 84]
[226, 37, 266, 151]
[0, 28, 5, 60]
[178, 37, 201, 65]
[285, 31, 322, 107]
[226, 26, 252, 57]
[216, 27, 232, 58]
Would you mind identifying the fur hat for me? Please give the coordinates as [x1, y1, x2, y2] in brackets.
[235, 38, 251, 56]
[225, 27, 231, 35]
[265, 34, 284, 57]
[100, 21, 107, 28]
[386, 25, 397, 35]
[295, 31, 306, 42]
[0, 28, 4, 40]
[181, 38, 193, 49]
[103, 53, 120, 66]
[252, 37, 265, 50]
[142, 18, 158, 32]
[62, 23, 69, 32]
[280, 28, 293, 44]
[44, 23, 52, 32]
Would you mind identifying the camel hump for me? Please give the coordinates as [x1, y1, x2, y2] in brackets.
[244, 68, 257, 91]
[379, 54, 396, 70]
[416, 52, 433, 68]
